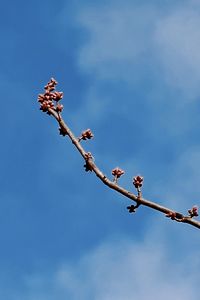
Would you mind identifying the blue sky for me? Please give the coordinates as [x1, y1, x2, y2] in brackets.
[2, 0, 200, 298]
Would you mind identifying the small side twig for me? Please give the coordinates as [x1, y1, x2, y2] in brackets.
[112, 167, 125, 184]
[127, 202, 141, 213]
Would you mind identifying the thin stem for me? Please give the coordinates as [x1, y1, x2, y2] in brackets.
[47, 108, 200, 230]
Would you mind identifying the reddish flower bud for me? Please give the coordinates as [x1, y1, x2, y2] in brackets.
[133, 175, 144, 188]
[84, 153, 93, 172]
[56, 104, 64, 112]
[40, 100, 54, 112]
[49, 78, 58, 85]
[112, 167, 125, 178]
[188, 206, 199, 217]
[44, 78, 58, 91]
[38, 94, 45, 103]
[44, 85, 55, 92]
[59, 127, 67, 136]
[80, 129, 94, 141]
[165, 211, 183, 220]
[52, 91, 63, 101]
[165, 211, 177, 220]
[85, 152, 93, 160]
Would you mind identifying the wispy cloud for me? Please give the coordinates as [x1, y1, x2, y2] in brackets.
[155, 5, 200, 99]
[76, 0, 200, 99]
[10, 235, 199, 300]
[77, 3, 157, 82]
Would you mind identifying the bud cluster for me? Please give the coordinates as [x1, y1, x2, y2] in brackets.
[38, 78, 64, 113]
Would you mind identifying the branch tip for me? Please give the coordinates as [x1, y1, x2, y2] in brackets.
[38, 78, 64, 114]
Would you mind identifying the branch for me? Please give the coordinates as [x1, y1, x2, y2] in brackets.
[37, 78, 200, 230]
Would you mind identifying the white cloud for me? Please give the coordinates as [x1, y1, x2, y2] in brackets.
[76, 1, 200, 99]
[12, 236, 199, 300]
[154, 7, 200, 99]
[77, 3, 157, 82]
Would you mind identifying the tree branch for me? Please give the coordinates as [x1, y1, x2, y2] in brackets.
[38, 79, 200, 230]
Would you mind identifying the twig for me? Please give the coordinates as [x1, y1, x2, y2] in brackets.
[38, 79, 200, 230]
[50, 108, 200, 228]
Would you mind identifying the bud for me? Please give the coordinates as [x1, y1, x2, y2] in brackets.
[56, 104, 64, 112]
[133, 175, 143, 188]
[188, 205, 199, 217]
[112, 167, 125, 178]
[80, 129, 94, 141]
